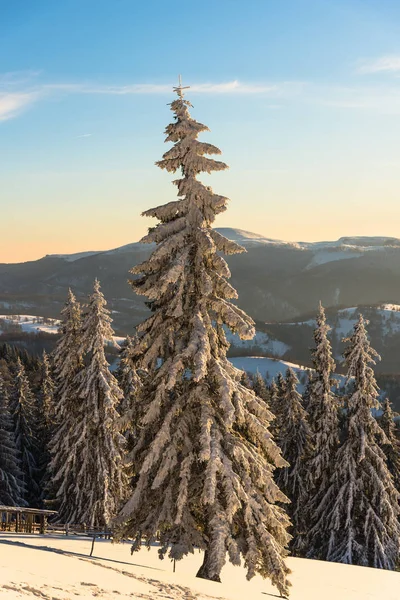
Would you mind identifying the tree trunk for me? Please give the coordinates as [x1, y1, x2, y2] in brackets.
[196, 549, 221, 582]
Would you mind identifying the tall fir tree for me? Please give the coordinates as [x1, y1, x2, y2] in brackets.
[275, 368, 310, 554]
[0, 373, 26, 506]
[10, 358, 40, 506]
[48, 289, 84, 510]
[379, 398, 400, 494]
[55, 279, 128, 527]
[324, 316, 400, 568]
[303, 304, 340, 558]
[115, 85, 291, 596]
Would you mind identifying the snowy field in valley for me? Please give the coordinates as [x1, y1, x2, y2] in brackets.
[229, 357, 311, 387]
[0, 534, 398, 600]
[0, 315, 60, 335]
[225, 328, 290, 358]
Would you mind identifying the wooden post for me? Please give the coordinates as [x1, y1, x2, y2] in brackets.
[65, 523, 69, 536]
[90, 535, 96, 557]
[15, 512, 19, 533]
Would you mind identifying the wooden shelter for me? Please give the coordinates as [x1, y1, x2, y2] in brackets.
[0, 505, 57, 534]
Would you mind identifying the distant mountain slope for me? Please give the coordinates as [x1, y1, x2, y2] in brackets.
[1, 228, 400, 334]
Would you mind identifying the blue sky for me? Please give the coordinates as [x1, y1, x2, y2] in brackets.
[2, 0, 400, 261]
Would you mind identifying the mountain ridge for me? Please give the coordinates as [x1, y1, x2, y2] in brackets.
[41, 228, 400, 264]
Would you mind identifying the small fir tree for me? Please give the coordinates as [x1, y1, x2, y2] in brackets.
[253, 371, 269, 402]
[303, 304, 340, 558]
[324, 316, 400, 568]
[10, 358, 40, 506]
[275, 368, 310, 554]
[58, 279, 128, 527]
[270, 373, 286, 437]
[115, 85, 291, 596]
[301, 371, 313, 411]
[36, 351, 55, 489]
[0, 374, 26, 506]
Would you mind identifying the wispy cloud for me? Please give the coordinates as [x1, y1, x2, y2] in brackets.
[76, 133, 92, 138]
[0, 91, 41, 121]
[357, 55, 400, 74]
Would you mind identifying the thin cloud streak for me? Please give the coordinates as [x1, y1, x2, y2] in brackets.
[43, 79, 303, 96]
[4, 72, 400, 122]
[357, 55, 400, 74]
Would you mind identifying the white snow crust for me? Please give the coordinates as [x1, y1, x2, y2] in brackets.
[0, 534, 398, 599]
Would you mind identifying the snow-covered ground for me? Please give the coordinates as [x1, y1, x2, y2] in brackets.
[0, 534, 398, 600]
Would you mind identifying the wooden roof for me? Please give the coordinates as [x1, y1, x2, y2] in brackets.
[0, 505, 57, 515]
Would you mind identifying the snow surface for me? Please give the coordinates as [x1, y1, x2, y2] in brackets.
[0, 534, 398, 600]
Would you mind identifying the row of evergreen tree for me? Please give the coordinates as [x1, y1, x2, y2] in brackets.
[241, 305, 400, 569]
[0, 343, 54, 507]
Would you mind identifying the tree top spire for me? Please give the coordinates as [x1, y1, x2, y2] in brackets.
[173, 74, 190, 98]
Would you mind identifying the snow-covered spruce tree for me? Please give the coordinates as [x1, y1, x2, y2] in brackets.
[10, 358, 40, 506]
[301, 371, 313, 411]
[36, 351, 55, 490]
[303, 304, 340, 558]
[38, 351, 55, 429]
[325, 315, 400, 568]
[268, 379, 279, 415]
[379, 398, 400, 494]
[270, 373, 286, 437]
[253, 371, 269, 402]
[115, 86, 291, 596]
[239, 370, 253, 389]
[59, 279, 128, 527]
[0, 373, 26, 505]
[116, 335, 142, 441]
[275, 368, 310, 554]
[47, 289, 84, 510]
